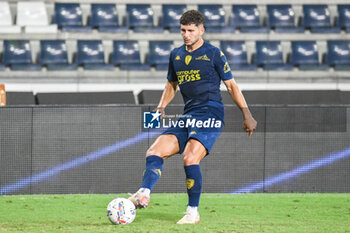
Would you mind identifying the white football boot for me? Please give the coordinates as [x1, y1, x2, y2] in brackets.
[176, 206, 200, 224]
[128, 189, 150, 209]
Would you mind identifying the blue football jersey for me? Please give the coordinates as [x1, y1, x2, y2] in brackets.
[167, 42, 233, 111]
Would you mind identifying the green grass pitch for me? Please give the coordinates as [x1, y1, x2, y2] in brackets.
[0, 193, 349, 233]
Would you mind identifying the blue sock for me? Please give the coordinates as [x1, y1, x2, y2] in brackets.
[184, 165, 202, 207]
[140, 155, 163, 191]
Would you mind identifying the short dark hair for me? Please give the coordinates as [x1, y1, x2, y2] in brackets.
[180, 10, 205, 26]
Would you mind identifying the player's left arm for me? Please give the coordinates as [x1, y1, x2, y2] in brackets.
[224, 79, 257, 137]
[213, 48, 257, 136]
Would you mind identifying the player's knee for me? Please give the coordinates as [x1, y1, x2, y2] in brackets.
[146, 147, 158, 158]
[183, 154, 199, 166]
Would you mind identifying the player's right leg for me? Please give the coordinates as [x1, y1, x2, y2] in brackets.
[129, 134, 179, 209]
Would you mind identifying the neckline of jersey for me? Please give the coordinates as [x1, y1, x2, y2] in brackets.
[184, 41, 206, 54]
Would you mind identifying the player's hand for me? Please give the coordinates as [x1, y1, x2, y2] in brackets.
[243, 115, 257, 137]
[152, 107, 165, 119]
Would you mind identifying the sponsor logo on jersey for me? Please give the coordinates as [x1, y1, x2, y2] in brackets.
[175, 56, 180, 60]
[190, 131, 196, 135]
[195, 54, 211, 61]
[185, 55, 192, 65]
[176, 70, 201, 84]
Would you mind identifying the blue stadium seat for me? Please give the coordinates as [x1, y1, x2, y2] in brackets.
[76, 40, 114, 70]
[54, 3, 92, 32]
[231, 5, 269, 33]
[111, 41, 150, 70]
[3, 40, 41, 70]
[126, 4, 162, 32]
[220, 41, 257, 70]
[198, 5, 234, 33]
[162, 4, 186, 32]
[40, 40, 77, 70]
[146, 41, 172, 70]
[267, 5, 304, 33]
[254, 41, 293, 70]
[90, 4, 127, 33]
[290, 41, 329, 70]
[302, 5, 340, 33]
[337, 5, 350, 32]
[325, 41, 350, 70]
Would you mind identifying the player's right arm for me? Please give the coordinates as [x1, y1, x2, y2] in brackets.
[155, 81, 178, 117]
[154, 49, 178, 117]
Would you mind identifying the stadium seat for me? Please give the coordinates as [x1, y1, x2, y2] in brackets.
[40, 40, 78, 70]
[290, 41, 329, 70]
[111, 41, 150, 70]
[90, 4, 127, 33]
[54, 3, 92, 32]
[0, 2, 21, 33]
[76, 40, 114, 70]
[146, 41, 172, 70]
[198, 5, 234, 33]
[17, 2, 57, 33]
[231, 5, 269, 33]
[220, 41, 257, 70]
[3, 40, 41, 70]
[254, 41, 293, 70]
[337, 5, 350, 32]
[325, 41, 350, 70]
[0, 61, 5, 70]
[267, 5, 304, 33]
[302, 5, 341, 33]
[162, 4, 187, 32]
[126, 4, 162, 32]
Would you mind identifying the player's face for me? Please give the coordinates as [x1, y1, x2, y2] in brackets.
[180, 24, 204, 47]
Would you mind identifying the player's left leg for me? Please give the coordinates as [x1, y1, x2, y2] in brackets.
[177, 139, 206, 224]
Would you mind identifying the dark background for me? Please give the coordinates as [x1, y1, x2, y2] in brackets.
[0, 105, 349, 194]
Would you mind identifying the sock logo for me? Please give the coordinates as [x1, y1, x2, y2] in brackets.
[155, 169, 162, 176]
[186, 178, 195, 190]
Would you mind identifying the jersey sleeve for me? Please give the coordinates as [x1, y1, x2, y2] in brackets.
[166, 50, 177, 82]
[213, 48, 234, 81]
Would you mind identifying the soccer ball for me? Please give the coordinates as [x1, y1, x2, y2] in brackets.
[107, 198, 136, 225]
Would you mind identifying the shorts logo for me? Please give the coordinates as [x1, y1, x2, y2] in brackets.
[186, 179, 195, 189]
[185, 55, 192, 65]
[175, 56, 181, 60]
[143, 111, 161, 129]
[195, 54, 211, 61]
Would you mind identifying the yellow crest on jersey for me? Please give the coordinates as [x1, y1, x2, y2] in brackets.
[185, 55, 192, 65]
[186, 179, 195, 189]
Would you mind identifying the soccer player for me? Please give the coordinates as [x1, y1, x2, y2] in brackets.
[129, 10, 257, 224]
